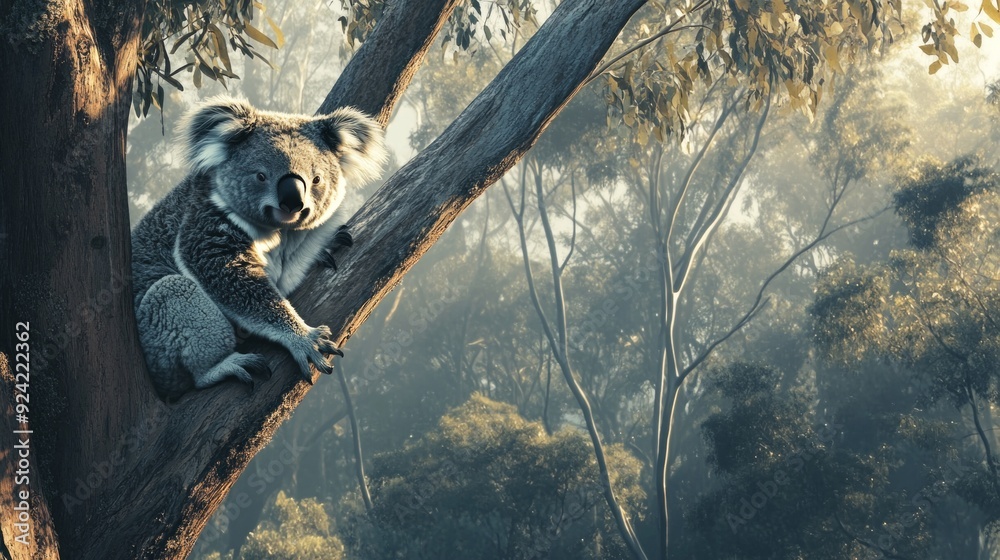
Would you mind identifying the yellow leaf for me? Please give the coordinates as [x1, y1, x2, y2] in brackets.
[244, 22, 278, 49]
[929, 60, 942, 74]
[636, 125, 649, 146]
[944, 41, 959, 62]
[654, 125, 666, 143]
[828, 21, 844, 35]
[266, 17, 285, 49]
[848, 0, 863, 22]
[825, 44, 843, 73]
[984, 0, 1000, 25]
[981, 21, 994, 36]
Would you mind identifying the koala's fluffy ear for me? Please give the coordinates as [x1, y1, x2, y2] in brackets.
[180, 96, 258, 173]
[318, 108, 388, 185]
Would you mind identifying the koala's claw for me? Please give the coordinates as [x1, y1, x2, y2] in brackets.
[317, 338, 344, 357]
[241, 353, 272, 379]
[312, 325, 343, 373]
[287, 325, 340, 380]
[320, 226, 354, 271]
[333, 225, 354, 248]
[320, 248, 340, 270]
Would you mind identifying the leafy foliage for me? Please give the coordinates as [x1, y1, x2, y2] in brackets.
[814, 165, 1000, 407]
[809, 158, 1000, 548]
[919, 0, 1000, 73]
[336, 0, 536, 53]
[893, 156, 998, 249]
[199, 492, 345, 560]
[683, 362, 934, 560]
[134, 0, 285, 117]
[810, 261, 890, 364]
[344, 394, 644, 560]
[602, 0, 905, 142]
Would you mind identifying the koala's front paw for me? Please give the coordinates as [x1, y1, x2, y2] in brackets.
[285, 325, 343, 382]
[320, 225, 354, 271]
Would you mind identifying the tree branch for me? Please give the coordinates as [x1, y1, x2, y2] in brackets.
[318, 0, 462, 124]
[76, 1, 649, 557]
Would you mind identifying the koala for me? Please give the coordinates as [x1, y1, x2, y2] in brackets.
[131, 96, 386, 399]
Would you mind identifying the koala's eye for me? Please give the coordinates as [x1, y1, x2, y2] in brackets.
[256, 172, 266, 182]
[312, 176, 321, 185]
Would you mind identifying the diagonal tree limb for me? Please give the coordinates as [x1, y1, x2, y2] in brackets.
[318, 0, 463, 123]
[74, 1, 650, 558]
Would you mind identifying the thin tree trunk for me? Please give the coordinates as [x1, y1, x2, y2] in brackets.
[505, 161, 649, 560]
[336, 365, 373, 512]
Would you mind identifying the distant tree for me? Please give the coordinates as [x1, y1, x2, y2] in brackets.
[240, 492, 345, 560]
[810, 156, 1000, 556]
[680, 362, 936, 560]
[201, 491, 345, 560]
[343, 394, 644, 560]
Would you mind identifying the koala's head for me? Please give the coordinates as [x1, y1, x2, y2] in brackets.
[180, 96, 386, 233]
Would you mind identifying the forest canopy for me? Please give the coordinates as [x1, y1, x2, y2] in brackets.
[4, 0, 1000, 559]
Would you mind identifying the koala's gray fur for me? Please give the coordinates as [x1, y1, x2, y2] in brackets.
[131, 96, 386, 399]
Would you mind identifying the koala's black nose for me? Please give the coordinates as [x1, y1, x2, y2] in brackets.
[276, 175, 306, 214]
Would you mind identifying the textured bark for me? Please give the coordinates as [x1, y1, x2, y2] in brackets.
[0, 357, 59, 560]
[0, 0, 147, 556]
[319, 0, 462, 124]
[2, 0, 648, 558]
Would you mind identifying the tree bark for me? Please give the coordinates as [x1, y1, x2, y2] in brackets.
[1, 0, 648, 557]
[0, 0, 147, 556]
[318, 0, 463, 124]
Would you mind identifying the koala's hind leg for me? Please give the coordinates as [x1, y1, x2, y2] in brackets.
[136, 275, 269, 397]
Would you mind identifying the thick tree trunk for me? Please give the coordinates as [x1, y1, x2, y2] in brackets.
[0, 0, 147, 557]
[1, 0, 647, 558]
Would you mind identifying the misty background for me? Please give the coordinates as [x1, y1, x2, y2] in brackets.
[125, 1, 1000, 558]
